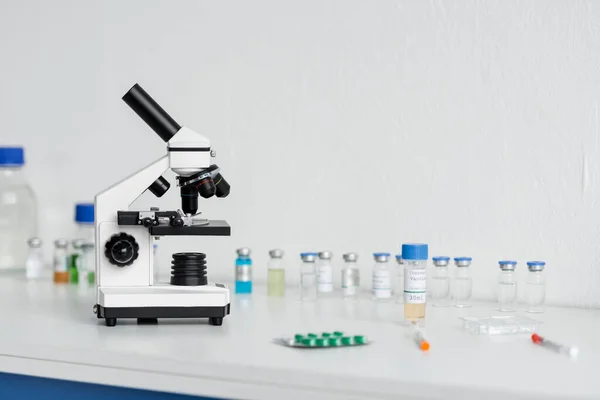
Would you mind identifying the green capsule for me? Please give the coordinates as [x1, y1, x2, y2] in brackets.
[315, 338, 328, 347]
[328, 337, 341, 346]
[301, 338, 316, 346]
[307, 333, 318, 338]
[294, 334, 304, 343]
[321, 332, 332, 337]
[333, 331, 344, 337]
[353, 335, 366, 344]
[341, 336, 353, 345]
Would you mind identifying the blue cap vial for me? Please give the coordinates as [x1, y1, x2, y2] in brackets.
[401, 243, 428, 260]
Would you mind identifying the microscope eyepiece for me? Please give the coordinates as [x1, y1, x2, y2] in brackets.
[122, 84, 181, 142]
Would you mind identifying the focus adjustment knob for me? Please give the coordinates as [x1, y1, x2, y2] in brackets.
[105, 233, 139, 267]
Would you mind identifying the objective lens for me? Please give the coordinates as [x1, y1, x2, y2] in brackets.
[197, 177, 216, 199]
[214, 173, 230, 198]
[180, 185, 198, 215]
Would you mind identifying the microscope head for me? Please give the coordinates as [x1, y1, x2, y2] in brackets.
[122, 84, 230, 215]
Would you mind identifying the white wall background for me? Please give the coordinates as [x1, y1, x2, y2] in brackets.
[2, 0, 600, 307]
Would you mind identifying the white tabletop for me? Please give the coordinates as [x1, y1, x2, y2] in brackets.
[0, 276, 597, 400]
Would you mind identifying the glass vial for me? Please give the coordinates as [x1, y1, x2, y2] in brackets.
[25, 237, 44, 280]
[53, 239, 69, 284]
[235, 247, 252, 294]
[299, 252, 318, 301]
[394, 255, 404, 304]
[81, 242, 95, 286]
[372, 253, 392, 300]
[452, 257, 472, 308]
[431, 256, 451, 307]
[69, 239, 83, 285]
[526, 261, 546, 313]
[341, 253, 360, 299]
[317, 251, 334, 296]
[497, 260, 518, 312]
[267, 249, 285, 297]
[402, 243, 428, 322]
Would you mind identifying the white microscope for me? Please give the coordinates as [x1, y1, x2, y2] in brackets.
[94, 84, 231, 327]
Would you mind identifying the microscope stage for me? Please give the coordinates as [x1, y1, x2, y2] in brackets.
[149, 220, 230, 236]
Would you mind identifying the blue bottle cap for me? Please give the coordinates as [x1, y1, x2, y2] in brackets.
[75, 203, 94, 223]
[526, 261, 546, 266]
[395, 254, 403, 259]
[0, 147, 24, 166]
[300, 252, 318, 257]
[499, 260, 517, 265]
[454, 257, 473, 262]
[373, 252, 391, 257]
[432, 256, 450, 262]
[401, 243, 428, 260]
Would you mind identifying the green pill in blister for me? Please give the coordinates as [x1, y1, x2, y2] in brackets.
[328, 337, 341, 346]
[295, 334, 304, 343]
[353, 335, 366, 344]
[321, 332, 332, 337]
[307, 333, 318, 338]
[341, 336, 353, 345]
[277, 333, 369, 348]
[333, 331, 344, 337]
[315, 338, 328, 347]
[301, 338, 316, 346]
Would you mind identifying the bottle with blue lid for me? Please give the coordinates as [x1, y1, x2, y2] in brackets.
[431, 256, 451, 307]
[401, 243, 428, 322]
[497, 260, 518, 312]
[526, 261, 546, 313]
[73, 203, 94, 284]
[452, 257, 473, 308]
[0, 147, 37, 271]
[235, 248, 252, 294]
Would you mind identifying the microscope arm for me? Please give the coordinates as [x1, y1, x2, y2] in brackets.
[95, 155, 169, 224]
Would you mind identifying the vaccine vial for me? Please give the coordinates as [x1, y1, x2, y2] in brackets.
[402, 244, 428, 322]
[25, 237, 44, 280]
[300, 252, 318, 301]
[525, 261, 546, 313]
[341, 253, 360, 299]
[317, 251, 334, 296]
[372, 253, 392, 300]
[394, 255, 404, 304]
[452, 257, 472, 308]
[81, 242, 95, 286]
[267, 249, 285, 297]
[497, 260, 518, 312]
[431, 256, 451, 307]
[53, 239, 69, 284]
[69, 239, 83, 285]
[74, 203, 94, 245]
[235, 248, 252, 294]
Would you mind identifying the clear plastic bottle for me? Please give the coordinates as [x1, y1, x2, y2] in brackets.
[341, 253, 360, 299]
[526, 261, 546, 313]
[69, 239, 84, 285]
[300, 252, 318, 301]
[53, 239, 69, 284]
[267, 249, 285, 297]
[497, 260, 518, 312]
[0, 147, 37, 271]
[372, 253, 392, 300]
[317, 251, 334, 296]
[452, 257, 472, 308]
[394, 255, 404, 304]
[235, 248, 252, 294]
[25, 237, 44, 280]
[80, 242, 95, 287]
[402, 244, 428, 322]
[431, 256, 451, 307]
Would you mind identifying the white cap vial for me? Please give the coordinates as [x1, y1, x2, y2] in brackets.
[343, 253, 358, 262]
[237, 247, 251, 257]
[54, 238, 68, 248]
[318, 251, 333, 260]
[28, 237, 42, 248]
[269, 249, 284, 258]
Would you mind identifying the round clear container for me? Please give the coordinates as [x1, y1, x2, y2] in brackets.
[299, 252, 318, 302]
[497, 260, 518, 312]
[0, 147, 37, 271]
[526, 261, 546, 313]
[452, 257, 472, 308]
[372, 253, 392, 301]
[402, 243, 428, 322]
[75, 203, 94, 245]
[267, 249, 285, 297]
[431, 256, 451, 307]
[341, 253, 360, 299]
[317, 251, 334, 295]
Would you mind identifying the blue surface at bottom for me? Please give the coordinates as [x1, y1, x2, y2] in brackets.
[235, 280, 252, 294]
[0, 372, 223, 400]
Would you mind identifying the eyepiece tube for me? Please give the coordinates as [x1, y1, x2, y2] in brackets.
[122, 83, 181, 142]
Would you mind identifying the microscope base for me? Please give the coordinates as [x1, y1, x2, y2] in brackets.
[95, 284, 230, 327]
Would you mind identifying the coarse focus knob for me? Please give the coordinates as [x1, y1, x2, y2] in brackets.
[105, 233, 139, 267]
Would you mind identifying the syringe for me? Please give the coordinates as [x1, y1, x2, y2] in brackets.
[531, 334, 578, 358]
[413, 330, 430, 351]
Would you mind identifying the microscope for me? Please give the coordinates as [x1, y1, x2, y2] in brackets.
[93, 84, 231, 327]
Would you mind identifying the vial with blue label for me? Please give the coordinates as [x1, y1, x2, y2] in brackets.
[402, 243, 428, 322]
[235, 248, 252, 294]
